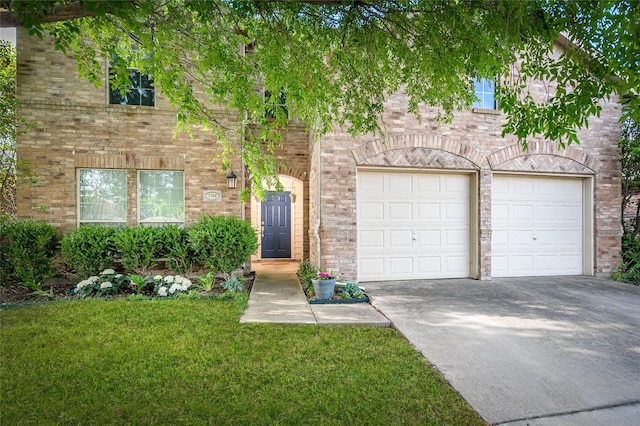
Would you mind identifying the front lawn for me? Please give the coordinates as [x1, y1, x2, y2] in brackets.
[1, 299, 484, 425]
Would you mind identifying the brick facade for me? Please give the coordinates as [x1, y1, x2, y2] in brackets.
[310, 59, 622, 279]
[15, 28, 311, 261]
[16, 30, 621, 280]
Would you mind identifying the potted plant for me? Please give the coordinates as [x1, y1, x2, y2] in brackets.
[311, 270, 336, 300]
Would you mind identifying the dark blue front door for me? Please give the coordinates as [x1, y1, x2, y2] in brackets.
[261, 192, 292, 258]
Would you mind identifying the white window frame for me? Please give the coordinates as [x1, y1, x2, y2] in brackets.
[77, 169, 127, 227]
[137, 170, 185, 227]
[472, 77, 497, 111]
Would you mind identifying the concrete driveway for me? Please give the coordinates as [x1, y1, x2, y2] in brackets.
[364, 276, 640, 425]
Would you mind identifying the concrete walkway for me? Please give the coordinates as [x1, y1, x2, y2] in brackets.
[239, 261, 390, 326]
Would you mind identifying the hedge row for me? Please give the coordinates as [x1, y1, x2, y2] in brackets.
[0, 216, 259, 287]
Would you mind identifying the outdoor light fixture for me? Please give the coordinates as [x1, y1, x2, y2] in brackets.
[226, 171, 237, 189]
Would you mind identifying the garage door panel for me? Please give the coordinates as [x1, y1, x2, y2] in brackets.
[359, 230, 384, 248]
[559, 230, 581, 245]
[358, 171, 471, 281]
[536, 205, 557, 221]
[388, 174, 413, 192]
[359, 258, 385, 275]
[445, 176, 468, 193]
[359, 202, 384, 219]
[388, 203, 413, 219]
[493, 204, 509, 221]
[417, 257, 442, 274]
[446, 229, 469, 246]
[446, 256, 469, 274]
[535, 230, 557, 245]
[417, 203, 441, 219]
[416, 174, 441, 192]
[389, 257, 413, 274]
[359, 174, 384, 193]
[511, 230, 535, 246]
[389, 230, 412, 247]
[537, 256, 559, 271]
[445, 203, 469, 219]
[511, 255, 534, 274]
[559, 206, 581, 220]
[492, 175, 583, 277]
[416, 229, 441, 246]
[493, 230, 509, 246]
[512, 205, 534, 221]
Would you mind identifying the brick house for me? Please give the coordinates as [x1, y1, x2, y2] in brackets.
[15, 28, 622, 281]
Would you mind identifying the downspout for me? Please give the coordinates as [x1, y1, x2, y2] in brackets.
[314, 137, 322, 270]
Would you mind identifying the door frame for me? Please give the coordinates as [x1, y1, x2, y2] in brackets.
[260, 191, 292, 259]
[250, 175, 304, 261]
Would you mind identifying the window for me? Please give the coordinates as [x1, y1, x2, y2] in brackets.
[138, 171, 184, 226]
[78, 169, 127, 226]
[473, 78, 496, 110]
[109, 61, 155, 106]
[264, 90, 288, 119]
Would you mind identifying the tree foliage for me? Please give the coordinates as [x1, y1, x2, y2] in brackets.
[1, 1, 638, 194]
[0, 40, 36, 217]
[617, 119, 640, 284]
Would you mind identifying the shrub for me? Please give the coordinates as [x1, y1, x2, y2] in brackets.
[71, 269, 130, 298]
[158, 224, 194, 275]
[113, 225, 162, 274]
[188, 215, 258, 279]
[297, 259, 318, 294]
[338, 282, 365, 299]
[0, 219, 57, 287]
[614, 231, 640, 285]
[221, 276, 244, 293]
[60, 225, 118, 278]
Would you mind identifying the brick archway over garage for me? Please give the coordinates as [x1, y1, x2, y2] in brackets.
[488, 141, 599, 174]
[352, 134, 484, 170]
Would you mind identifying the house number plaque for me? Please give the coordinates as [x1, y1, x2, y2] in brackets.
[203, 190, 222, 202]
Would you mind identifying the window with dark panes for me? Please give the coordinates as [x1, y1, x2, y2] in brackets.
[109, 57, 155, 106]
[264, 90, 288, 119]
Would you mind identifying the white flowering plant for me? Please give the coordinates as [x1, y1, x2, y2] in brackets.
[73, 269, 129, 298]
[151, 275, 194, 298]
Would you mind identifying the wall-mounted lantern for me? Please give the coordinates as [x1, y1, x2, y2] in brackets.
[226, 171, 237, 189]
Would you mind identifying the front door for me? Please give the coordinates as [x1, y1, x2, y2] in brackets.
[261, 191, 292, 258]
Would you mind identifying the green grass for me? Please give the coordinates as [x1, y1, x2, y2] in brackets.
[1, 298, 484, 425]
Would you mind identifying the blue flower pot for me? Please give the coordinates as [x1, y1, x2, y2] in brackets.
[312, 278, 336, 300]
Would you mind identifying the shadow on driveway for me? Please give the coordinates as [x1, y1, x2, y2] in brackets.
[365, 276, 640, 425]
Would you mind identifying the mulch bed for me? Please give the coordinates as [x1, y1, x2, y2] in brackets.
[0, 271, 255, 308]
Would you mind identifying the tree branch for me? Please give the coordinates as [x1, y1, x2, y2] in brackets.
[0, 1, 135, 28]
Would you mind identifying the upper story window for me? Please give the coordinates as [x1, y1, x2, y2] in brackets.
[138, 171, 184, 227]
[472, 78, 496, 110]
[108, 57, 155, 106]
[78, 169, 127, 226]
[264, 90, 288, 119]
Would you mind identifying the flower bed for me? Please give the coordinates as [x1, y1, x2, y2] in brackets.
[296, 260, 369, 304]
[0, 269, 255, 308]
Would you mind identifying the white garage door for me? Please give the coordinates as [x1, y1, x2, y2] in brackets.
[357, 171, 471, 281]
[492, 175, 583, 277]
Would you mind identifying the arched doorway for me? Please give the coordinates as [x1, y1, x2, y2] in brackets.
[251, 175, 304, 261]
